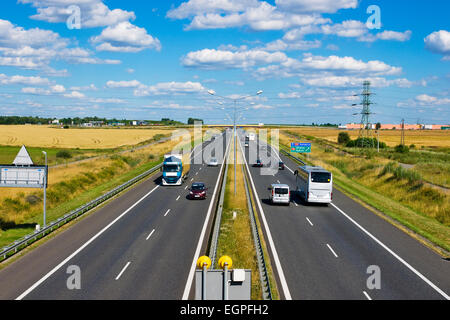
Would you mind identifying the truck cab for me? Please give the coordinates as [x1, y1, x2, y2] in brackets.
[162, 154, 183, 185]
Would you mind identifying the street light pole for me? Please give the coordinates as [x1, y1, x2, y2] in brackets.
[208, 90, 263, 197]
[234, 99, 237, 195]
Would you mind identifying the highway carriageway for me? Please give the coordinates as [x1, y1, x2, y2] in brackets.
[0, 131, 231, 300]
[239, 129, 449, 300]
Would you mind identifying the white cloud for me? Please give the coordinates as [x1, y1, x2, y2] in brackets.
[63, 91, 86, 99]
[0, 19, 121, 70]
[299, 75, 413, 88]
[263, 39, 321, 51]
[275, 0, 358, 13]
[91, 21, 161, 52]
[415, 94, 450, 105]
[134, 81, 206, 96]
[253, 53, 402, 81]
[167, 0, 259, 19]
[375, 30, 412, 42]
[106, 80, 142, 88]
[168, 0, 329, 31]
[50, 84, 66, 93]
[424, 30, 450, 60]
[278, 92, 301, 99]
[182, 48, 288, 69]
[19, 0, 135, 28]
[284, 20, 412, 43]
[0, 73, 50, 86]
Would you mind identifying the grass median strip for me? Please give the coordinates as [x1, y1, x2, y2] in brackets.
[214, 137, 279, 300]
[214, 137, 263, 299]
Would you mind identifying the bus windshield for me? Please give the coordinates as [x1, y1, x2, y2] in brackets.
[163, 164, 180, 172]
[311, 172, 331, 183]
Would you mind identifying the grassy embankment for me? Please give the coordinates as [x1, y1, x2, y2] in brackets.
[0, 128, 197, 248]
[276, 128, 449, 254]
[215, 137, 279, 300]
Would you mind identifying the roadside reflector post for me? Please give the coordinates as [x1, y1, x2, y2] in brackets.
[218, 256, 233, 301]
[195, 255, 249, 300]
[196, 256, 211, 300]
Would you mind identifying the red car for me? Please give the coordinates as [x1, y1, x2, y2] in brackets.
[189, 182, 207, 200]
[253, 159, 263, 167]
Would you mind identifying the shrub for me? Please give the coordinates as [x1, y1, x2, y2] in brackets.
[338, 132, 351, 145]
[56, 150, 73, 159]
[346, 137, 384, 149]
[394, 144, 409, 153]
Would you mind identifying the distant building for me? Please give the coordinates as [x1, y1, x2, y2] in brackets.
[51, 119, 60, 125]
[343, 123, 448, 130]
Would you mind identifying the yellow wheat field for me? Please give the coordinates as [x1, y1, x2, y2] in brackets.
[0, 125, 176, 149]
[280, 127, 450, 148]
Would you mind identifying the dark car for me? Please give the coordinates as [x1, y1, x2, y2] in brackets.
[278, 161, 285, 170]
[189, 182, 207, 200]
[253, 159, 263, 167]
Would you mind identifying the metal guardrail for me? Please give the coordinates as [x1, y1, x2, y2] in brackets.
[0, 163, 163, 262]
[242, 162, 273, 300]
[280, 149, 307, 166]
[208, 141, 231, 268]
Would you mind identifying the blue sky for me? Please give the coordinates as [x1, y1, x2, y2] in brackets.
[0, 0, 449, 125]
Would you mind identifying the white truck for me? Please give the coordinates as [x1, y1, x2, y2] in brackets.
[162, 154, 190, 186]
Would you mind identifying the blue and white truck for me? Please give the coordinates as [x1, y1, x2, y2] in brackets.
[162, 154, 189, 186]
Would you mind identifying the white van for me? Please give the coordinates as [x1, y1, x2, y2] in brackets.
[268, 184, 290, 206]
[295, 166, 333, 204]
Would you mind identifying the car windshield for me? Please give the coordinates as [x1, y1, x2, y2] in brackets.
[191, 184, 205, 190]
[163, 164, 180, 172]
[210, 158, 217, 162]
[275, 188, 289, 195]
[279, 162, 284, 165]
[311, 172, 331, 183]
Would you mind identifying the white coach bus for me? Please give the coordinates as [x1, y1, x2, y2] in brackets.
[294, 166, 333, 204]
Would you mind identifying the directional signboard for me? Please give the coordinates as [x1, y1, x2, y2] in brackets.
[0, 165, 47, 188]
[0, 146, 47, 189]
[291, 142, 311, 153]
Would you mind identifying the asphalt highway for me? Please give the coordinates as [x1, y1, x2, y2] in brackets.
[0, 131, 231, 300]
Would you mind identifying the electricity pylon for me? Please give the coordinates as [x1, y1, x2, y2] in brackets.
[352, 81, 376, 148]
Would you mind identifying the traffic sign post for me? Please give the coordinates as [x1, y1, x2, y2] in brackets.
[0, 146, 48, 228]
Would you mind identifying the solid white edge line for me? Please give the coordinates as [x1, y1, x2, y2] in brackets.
[146, 229, 155, 240]
[16, 184, 160, 300]
[115, 261, 131, 280]
[238, 133, 292, 300]
[182, 133, 231, 300]
[363, 291, 372, 300]
[331, 203, 450, 300]
[268, 144, 294, 174]
[326, 243, 339, 258]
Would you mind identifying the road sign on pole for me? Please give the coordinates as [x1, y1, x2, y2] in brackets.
[291, 142, 311, 153]
[0, 146, 48, 227]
